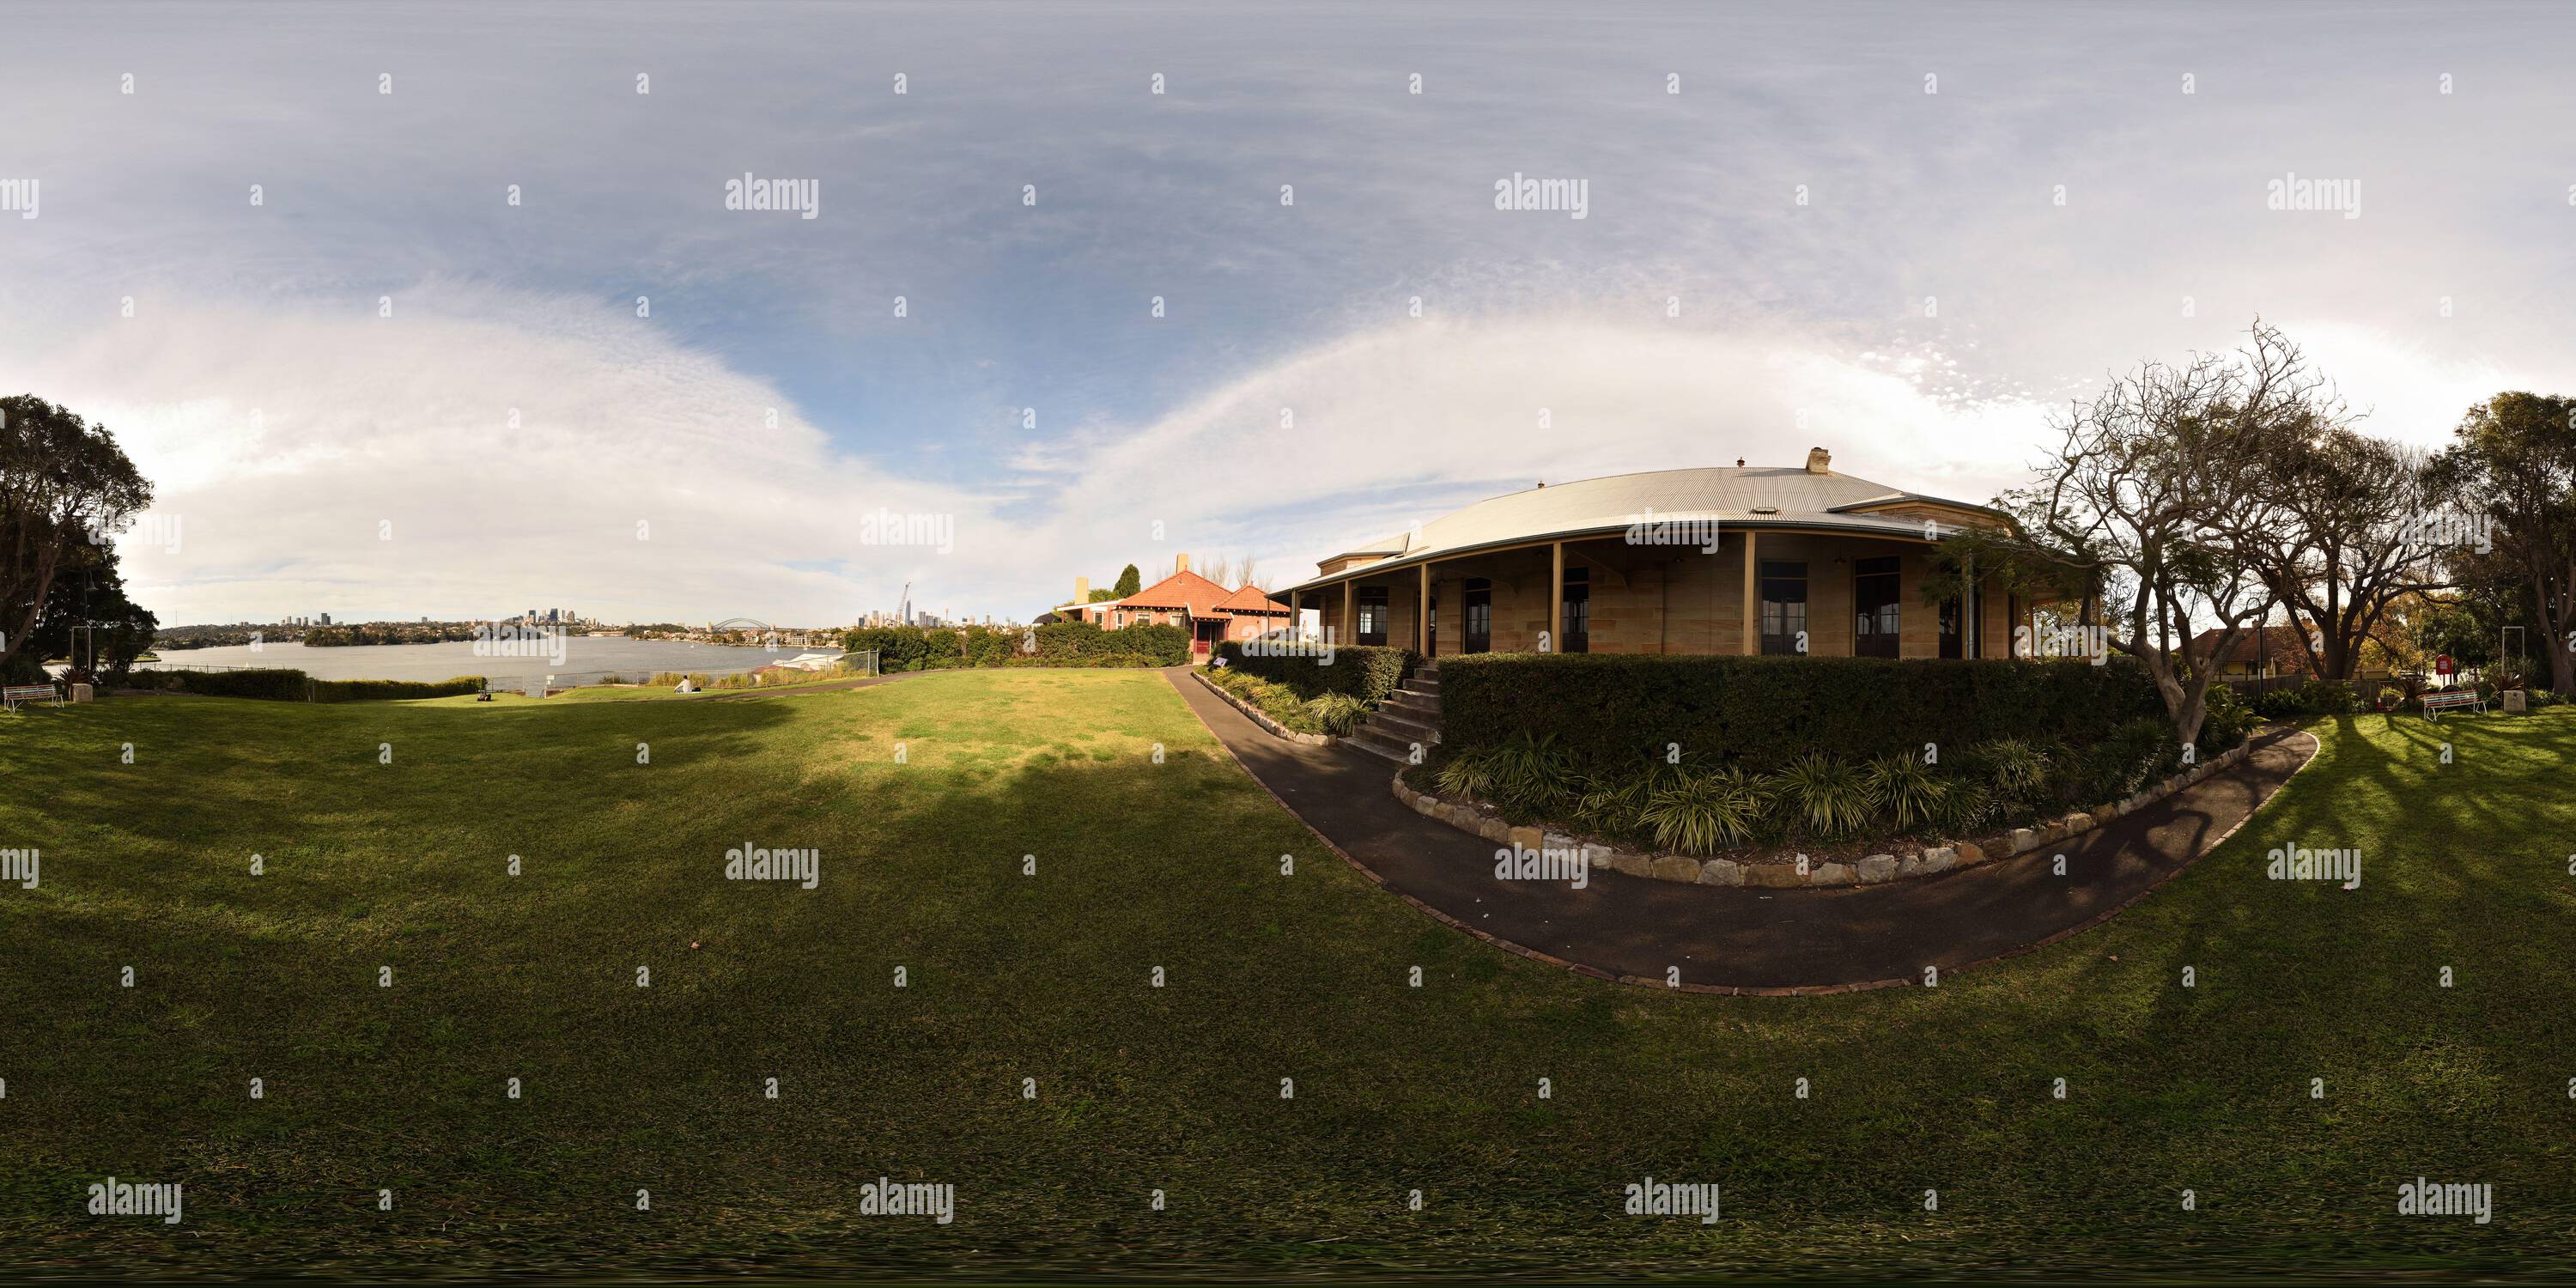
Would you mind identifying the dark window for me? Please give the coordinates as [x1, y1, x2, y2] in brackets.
[1759, 561, 1807, 655]
[1358, 586, 1389, 647]
[1938, 595, 1963, 659]
[1854, 556, 1901, 658]
[1561, 566, 1589, 653]
[1463, 579, 1492, 653]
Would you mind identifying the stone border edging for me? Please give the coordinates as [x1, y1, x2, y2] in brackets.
[1391, 741, 2255, 890]
[1191, 669, 1334, 746]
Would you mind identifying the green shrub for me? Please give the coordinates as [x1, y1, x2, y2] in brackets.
[310, 675, 484, 702]
[1435, 747, 1494, 799]
[145, 668, 313, 701]
[1862, 752, 1947, 834]
[2196, 683, 2257, 752]
[1640, 766, 1771, 854]
[2071, 718, 2180, 803]
[1771, 752, 1877, 839]
[1438, 653, 2164, 769]
[846, 621, 1187, 670]
[1212, 641, 1418, 703]
[1480, 732, 1581, 816]
[1304, 692, 1367, 736]
[1209, 666, 1321, 733]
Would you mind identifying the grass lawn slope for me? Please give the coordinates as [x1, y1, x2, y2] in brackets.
[2, 671, 2571, 1279]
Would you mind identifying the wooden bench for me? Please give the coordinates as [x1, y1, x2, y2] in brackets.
[2, 683, 60, 712]
[2420, 689, 2484, 720]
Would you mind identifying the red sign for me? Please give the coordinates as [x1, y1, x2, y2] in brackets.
[2436, 653, 2455, 677]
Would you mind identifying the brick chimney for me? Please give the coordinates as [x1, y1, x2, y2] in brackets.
[1806, 447, 1832, 475]
[1074, 575, 1090, 602]
[1176, 553, 1191, 574]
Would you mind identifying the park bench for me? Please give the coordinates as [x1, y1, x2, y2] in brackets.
[2, 683, 60, 712]
[2420, 689, 2484, 720]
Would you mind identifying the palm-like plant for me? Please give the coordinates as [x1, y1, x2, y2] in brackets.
[1862, 751, 1947, 833]
[1772, 751, 1877, 839]
[1435, 747, 1494, 799]
[1977, 738, 2050, 800]
[1639, 767, 1772, 854]
[1304, 692, 1367, 735]
[1482, 732, 1580, 813]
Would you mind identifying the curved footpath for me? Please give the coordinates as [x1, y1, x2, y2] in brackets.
[1166, 668, 2320, 994]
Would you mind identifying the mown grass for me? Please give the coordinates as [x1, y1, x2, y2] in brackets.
[1, 674, 2571, 1280]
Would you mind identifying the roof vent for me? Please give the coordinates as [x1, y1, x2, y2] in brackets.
[1806, 447, 1832, 475]
[1750, 506, 1780, 515]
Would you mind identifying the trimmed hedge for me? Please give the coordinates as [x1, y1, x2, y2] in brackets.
[846, 622, 1188, 671]
[311, 675, 485, 702]
[141, 668, 313, 701]
[137, 669, 485, 702]
[1440, 653, 2168, 769]
[1212, 641, 1419, 704]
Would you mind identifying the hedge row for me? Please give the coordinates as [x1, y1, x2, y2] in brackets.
[137, 669, 485, 702]
[1438, 653, 2167, 769]
[844, 622, 1188, 671]
[311, 675, 485, 702]
[1211, 641, 1419, 704]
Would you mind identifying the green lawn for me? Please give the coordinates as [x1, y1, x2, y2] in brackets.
[3, 672, 2571, 1279]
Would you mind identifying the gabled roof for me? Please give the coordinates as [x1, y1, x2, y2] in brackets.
[1121, 569, 1235, 616]
[1213, 584, 1287, 615]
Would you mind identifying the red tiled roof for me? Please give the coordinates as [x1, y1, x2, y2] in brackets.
[1212, 584, 1286, 615]
[1121, 570, 1234, 616]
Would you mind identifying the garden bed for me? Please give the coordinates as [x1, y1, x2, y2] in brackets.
[1394, 739, 2253, 888]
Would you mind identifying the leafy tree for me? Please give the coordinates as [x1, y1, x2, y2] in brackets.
[2237, 426, 2445, 679]
[2428, 392, 2576, 696]
[1112, 564, 1142, 598]
[0, 395, 153, 673]
[3, 536, 156, 684]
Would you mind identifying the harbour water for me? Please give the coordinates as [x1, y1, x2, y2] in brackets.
[137, 638, 841, 689]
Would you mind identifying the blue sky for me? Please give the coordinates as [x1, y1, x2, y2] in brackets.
[7, 0, 2574, 625]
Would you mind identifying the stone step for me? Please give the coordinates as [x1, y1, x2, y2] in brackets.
[1404, 676, 1440, 692]
[1344, 729, 1413, 763]
[1388, 693, 1442, 718]
[1364, 708, 1441, 742]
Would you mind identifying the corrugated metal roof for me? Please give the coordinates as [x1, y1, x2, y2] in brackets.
[1292, 465, 1987, 592]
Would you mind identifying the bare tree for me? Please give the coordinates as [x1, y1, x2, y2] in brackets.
[1990, 323, 2335, 744]
[2234, 426, 2445, 680]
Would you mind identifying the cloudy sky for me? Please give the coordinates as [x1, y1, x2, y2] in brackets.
[6, 0, 2573, 626]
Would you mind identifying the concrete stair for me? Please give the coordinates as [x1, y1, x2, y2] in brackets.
[1346, 661, 1441, 764]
